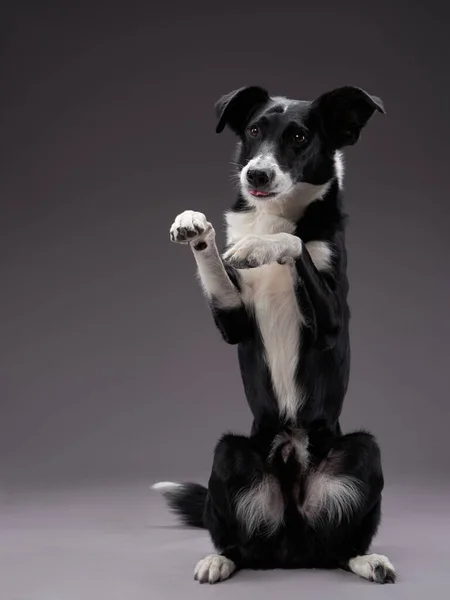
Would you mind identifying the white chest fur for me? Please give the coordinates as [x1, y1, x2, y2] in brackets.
[240, 263, 304, 420]
[225, 210, 302, 419]
[224, 208, 333, 421]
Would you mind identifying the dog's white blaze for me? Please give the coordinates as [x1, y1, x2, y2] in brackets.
[235, 474, 284, 536]
[240, 149, 294, 202]
[348, 554, 396, 582]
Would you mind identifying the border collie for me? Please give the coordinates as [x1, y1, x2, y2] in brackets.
[154, 85, 396, 585]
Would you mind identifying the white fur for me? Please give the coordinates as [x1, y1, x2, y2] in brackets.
[170, 210, 241, 309]
[194, 554, 236, 584]
[170, 182, 334, 422]
[224, 210, 333, 420]
[223, 232, 302, 268]
[240, 175, 332, 216]
[302, 471, 362, 524]
[237, 141, 333, 213]
[170, 210, 211, 245]
[240, 147, 294, 202]
[240, 262, 304, 420]
[271, 95, 296, 111]
[226, 209, 297, 246]
[334, 150, 345, 189]
[348, 554, 396, 583]
[235, 474, 284, 536]
[305, 240, 333, 272]
[194, 240, 242, 309]
[151, 481, 182, 491]
[226, 171, 332, 247]
[269, 429, 309, 467]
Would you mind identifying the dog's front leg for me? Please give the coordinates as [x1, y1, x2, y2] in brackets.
[170, 210, 251, 344]
[223, 233, 340, 347]
[293, 242, 342, 348]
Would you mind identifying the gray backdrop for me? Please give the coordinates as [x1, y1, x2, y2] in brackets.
[2, 0, 449, 492]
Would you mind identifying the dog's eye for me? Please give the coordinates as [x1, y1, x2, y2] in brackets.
[249, 126, 260, 137]
[293, 132, 307, 145]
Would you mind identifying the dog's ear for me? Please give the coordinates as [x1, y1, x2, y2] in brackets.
[312, 86, 385, 148]
[215, 86, 270, 135]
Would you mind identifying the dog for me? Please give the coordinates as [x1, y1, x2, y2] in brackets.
[154, 85, 396, 585]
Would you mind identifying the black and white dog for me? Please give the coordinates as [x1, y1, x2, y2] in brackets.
[154, 85, 396, 585]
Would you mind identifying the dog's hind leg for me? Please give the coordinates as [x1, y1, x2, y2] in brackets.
[170, 210, 251, 344]
[195, 433, 284, 584]
[301, 431, 397, 583]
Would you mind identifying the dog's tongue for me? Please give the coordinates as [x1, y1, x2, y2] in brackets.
[250, 190, 270, 197]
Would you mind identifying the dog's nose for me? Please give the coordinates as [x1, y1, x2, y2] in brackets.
[246, 169, 273, 187]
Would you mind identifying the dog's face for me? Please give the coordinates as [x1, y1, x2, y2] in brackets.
[215, 86, 384, 204]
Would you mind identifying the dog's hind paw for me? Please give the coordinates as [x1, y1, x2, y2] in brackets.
[194, 554, 236, 584]
[348, 553, 397, 584]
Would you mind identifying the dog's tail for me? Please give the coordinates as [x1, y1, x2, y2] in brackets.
[151, 481, 207, 528]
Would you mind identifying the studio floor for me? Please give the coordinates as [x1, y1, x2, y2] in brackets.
[1, 479, 449, 600]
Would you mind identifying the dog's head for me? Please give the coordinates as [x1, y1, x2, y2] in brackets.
[215, 86, 384, 205]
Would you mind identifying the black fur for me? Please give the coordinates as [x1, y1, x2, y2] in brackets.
[206, 87, 383, 433]
[222, 184, 351, 434]
[159, 86, 394, 584]
[161, 483, 207, 528]
[205, 431, 384, 569]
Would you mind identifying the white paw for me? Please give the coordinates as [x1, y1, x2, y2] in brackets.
[194, 554, 236, 584]
[169, 210, 214, 244]
[348, 553, 396, 584]
[223, 233, 302, 269]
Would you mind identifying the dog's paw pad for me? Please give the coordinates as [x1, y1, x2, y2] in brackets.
[373, 562, 397, 584]
[169, 210, 212, 244]
[194, 554, 236, 584]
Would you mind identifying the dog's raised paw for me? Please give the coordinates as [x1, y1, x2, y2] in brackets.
[194, 554, 236, 584]
[223, 233, 302, 268]
[223, 235, 271, 268]
[169, 210, 213, 244]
